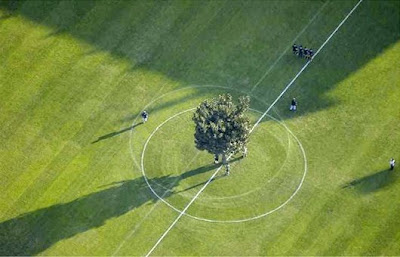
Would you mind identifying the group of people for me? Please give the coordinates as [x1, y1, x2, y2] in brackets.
[292, 44, 314, 60]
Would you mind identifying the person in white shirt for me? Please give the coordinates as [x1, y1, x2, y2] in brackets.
[225, 163, 230, 176]
[390, 158, 395, 170]
[214, 154, 219, 164]
[242, 146, 248, 158]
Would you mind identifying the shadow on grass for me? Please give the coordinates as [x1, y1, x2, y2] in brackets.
[118, 93, 204, 124]
[0, 0, 398, 123]
[342, 169, 398, 194]
[175, 156, 243, 193]
[91, 122, 143, 143]
[0, 161, 225, 255]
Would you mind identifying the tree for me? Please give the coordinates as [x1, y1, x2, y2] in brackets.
[192, 94, 251, 169]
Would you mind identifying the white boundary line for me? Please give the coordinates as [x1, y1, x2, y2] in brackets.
[111, 152, 200, 256]
[250, 0, 330, 93]
[121, 0, 327, 236]
[313, 0, 363, 58]
[143, 107, 291, 199]
[140, 108, 305, 223]
[251, 0, 363, 133]
[115, 85, 268, 253]
[144, 0, 363, 255]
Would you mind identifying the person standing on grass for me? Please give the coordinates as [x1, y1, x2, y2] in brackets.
[141, 110, 148, 123]
[225, 163, 230, 176]
[242, 146, 248, 158]
[306, 48, 313, 60]
[304, 47, 309, 59]
[309, 48, 314, 60]
[390, 158, 396, 170]
[292, 44, 298, 55]
[214, 154, 219, 164]
[290, 98, 297, 111]
[298, 45, 303, 58]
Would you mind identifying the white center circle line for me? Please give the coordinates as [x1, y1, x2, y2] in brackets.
[140, 107, 307, 223]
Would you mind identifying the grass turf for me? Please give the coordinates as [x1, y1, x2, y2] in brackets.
[0, 0, 399, 255]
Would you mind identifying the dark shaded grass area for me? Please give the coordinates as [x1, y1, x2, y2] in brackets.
[0, 0, 399, 255]
[91, 121, 143, 143]
[343, 168, 399, 194]
[1, 0, 399, 120]
[0, 162, 222, 255]
[276, 0, 400, 118]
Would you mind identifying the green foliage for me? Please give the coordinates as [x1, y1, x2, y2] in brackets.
[192, 94, 251, 156]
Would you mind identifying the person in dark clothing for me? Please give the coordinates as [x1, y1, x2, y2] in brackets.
[214, 154, 219, 164]
[309, 48, 314, 60]
[292, 44, 298, 55]
[141, 111, 148, 123]
[290, 98, 297, 111]
[390, 158, 396, 170]
[298, 45, 303, 58]
[304, 48, 310, 59]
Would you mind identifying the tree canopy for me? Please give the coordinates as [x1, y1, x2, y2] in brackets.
[192, 94, 251, 159]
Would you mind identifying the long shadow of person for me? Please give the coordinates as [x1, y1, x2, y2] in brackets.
[0, 162, 222, 255]
[91, 122, 143, 144]
[342, 168, 398, 194]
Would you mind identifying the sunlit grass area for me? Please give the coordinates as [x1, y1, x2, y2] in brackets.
[0, 0, 399, 255]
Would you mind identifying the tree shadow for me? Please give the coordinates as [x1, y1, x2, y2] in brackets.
[91, 122, 143, 144]
[174, 156, 243, 193]
[0, 161, 224, 256]
[176, 174, 225, 194]
[177, 156, 242, 180]
[342, 169, 398, 194]
[0, 13, 10, 20]
[0, 0, 398, 121]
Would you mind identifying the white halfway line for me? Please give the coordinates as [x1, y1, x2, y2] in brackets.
[118, 2, 326, 242]
[250, 0, 330, 93]
[250, 0, 363, 132]
[117, 1, 327, 246]
[145, 1, 363, 256]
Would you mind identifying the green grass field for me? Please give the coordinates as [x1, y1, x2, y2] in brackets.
[0, 0, 399, 255]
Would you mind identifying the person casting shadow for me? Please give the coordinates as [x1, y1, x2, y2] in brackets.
[91, 122, 143, 144]
[342, 168, 398, 193]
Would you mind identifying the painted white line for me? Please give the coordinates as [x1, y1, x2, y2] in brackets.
[141, 108, 307, 217]
[143, 152, 201, 196]
[111, 155, 201, 256]
[111, 197, 162, 256]
[251, 0, 363, 133]
[113, 114, 201, 256]
[250, 0, 330, 93]
[145, 152, 226, 257]
[120, 85, 266, 252]
[145, 0, 363, 255]
[121, 0, 325, 250]
[313, 0, 363, 58]
[141, 107, 305, 220]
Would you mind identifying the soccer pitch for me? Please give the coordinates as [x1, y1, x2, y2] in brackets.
[0, 0, 399, 255]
